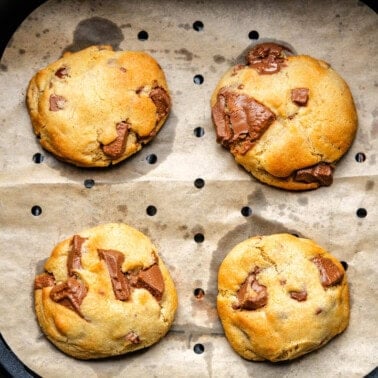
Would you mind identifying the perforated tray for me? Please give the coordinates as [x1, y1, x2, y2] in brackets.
[0, 0, 377, 377]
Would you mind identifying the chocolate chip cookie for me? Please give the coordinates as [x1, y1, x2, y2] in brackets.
[217, 234, 349, 361]
[27, 45, 171, 167]
[34, 223, 177, 359]
[211, 43, 357, 190]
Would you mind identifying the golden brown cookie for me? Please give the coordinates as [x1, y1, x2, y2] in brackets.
[34, 223, 177, 359]
[27, 45, 171, 167]
[211, 43, 357, 190]
[217, 234, 349, 361]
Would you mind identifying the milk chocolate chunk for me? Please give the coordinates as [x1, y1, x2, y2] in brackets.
[55, 67, 69, 78]
[125, 331, 140, 344]
[291, 88, 309, 106]
[132, 264, 165, 301]
[150, 87, 171, 123]
[246, 43, 290, 75]
[290, 290, 307, 302]
[34, 272, 55, 289]
[236, 270, 268, 310]
[98, 249, 130, 301]
[49, 94, 66, 111]
[50, 277, 87, 317]
[102, 121, 129, 159]
[312, 256, 344, 288]
[212, 89, 276, 154]
[67, 235, 86, 276]
[294, 163, 333, 186]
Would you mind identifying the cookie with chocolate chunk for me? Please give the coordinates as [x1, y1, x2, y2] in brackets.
[34, 223, 177, 359]
[27, 45, 171, 167]
[217, 234, 349, 361]
[211, 43, 357, 190]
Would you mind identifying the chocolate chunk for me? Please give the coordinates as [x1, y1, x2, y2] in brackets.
[312, 256, 344, 288]
[49, 94, 66, 111]
[212, 89, 276, 155]
[236, 269, 268, 310]
[98, 249, 130, 301]
[67, 235, 86, 276]
[294, 163, 334, 186]
[131, 264, 165, 301]
[246, 43, 290, 74]
[34, 273, 55, 289]
[102, 121, 129, 159]
[50, 277, 87, 317]
[55, 66, 69, 78]
[125, 331, 140, 344]
[291, 88, 309, 106]
[150, 87, 171, 123]
[290, 290, 307, 302]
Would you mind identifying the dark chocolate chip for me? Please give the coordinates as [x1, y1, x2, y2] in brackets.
[50, 277, 87, 317]
[312, 256, 344, 288]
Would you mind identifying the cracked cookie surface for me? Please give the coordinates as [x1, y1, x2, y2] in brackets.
[217, 234, 349, 361]
[34, 223, 177, 359]
[211, 43, 357, 190]
[27, 45, 171, 167]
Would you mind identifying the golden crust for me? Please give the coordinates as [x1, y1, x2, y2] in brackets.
[26, 46, 171, 167]
[217, 234, 349, 361]
[211, 55, 357, 190]
[34, 223, 178, 359]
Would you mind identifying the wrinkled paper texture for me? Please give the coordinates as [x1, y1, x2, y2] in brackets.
[0, 0, 377, 376]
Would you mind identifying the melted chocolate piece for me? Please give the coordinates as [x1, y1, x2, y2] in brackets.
[236, 269, 268, 310]
[50, 277, 87, 317]
[67, 235, 86, 276]
[102, 121, 129, 159]
[49, 94, 66, 111]
[131, 264, 165, 301]
[125, 331, 140, 344]
[246, 43, 290, 74]
[55, 67, 69, 78]
[312, 256, 344, 288]
[212, 89, 276, 155]
[150, 87, 171, 123]
[98, 249, 130, 301]
[291, 88, 309, 106]
[290, 290, 307, 302]
[34, 273, 55, 289]
[294, 163, 334, 186]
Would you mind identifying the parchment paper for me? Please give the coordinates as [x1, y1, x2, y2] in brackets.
[0, 0, 377, 376]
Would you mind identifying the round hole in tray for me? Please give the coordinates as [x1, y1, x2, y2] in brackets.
[193, 20, 204, 31]
[193, 343, 205, 354]
[138, 30, 149, 41]
[193, 74, 204, 85]
[355, 152, 366, 162]
[194, 288, 205, 299]
[356, 208, 367, 218]
[193, 126, 205, 137]
[32, 152, 44, 164]
[84, 179, 95, 189]
[146, 205, 157, 216]
[241, 206, 252, 217]
[341, 261, 348, 271]
[248, 30, 259, 40]
[146, 153, 157, 164]
[194, 178, 205, 189]
[194, 233, 205, 243]
[31, 205, 42, 216]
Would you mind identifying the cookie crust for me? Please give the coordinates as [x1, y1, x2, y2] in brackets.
[217, 234, 349, 361]
[27, 46, 171, 167]
[34, 223, 178, 359]
[211, 45, 357, 190]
